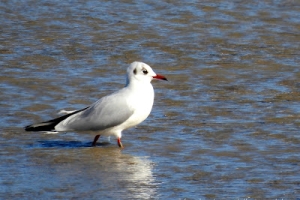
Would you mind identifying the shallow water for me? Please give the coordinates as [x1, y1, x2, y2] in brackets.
[1, 0, 300, 199]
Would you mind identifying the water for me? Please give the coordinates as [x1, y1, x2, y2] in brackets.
[1, 0, 300, 199]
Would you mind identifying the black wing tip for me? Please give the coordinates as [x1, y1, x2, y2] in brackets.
[24, 106, 89, 132]
[24, 121, 58, 132]
[25, 125, 31, 131]
[24, 124, 48, 132]
[25, 125, 39, 131]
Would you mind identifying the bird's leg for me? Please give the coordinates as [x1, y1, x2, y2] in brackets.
[92, 135, 100, 146]
[117, 138, 124, 148]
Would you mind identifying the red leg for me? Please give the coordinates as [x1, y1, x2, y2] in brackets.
[117, 138, 124, 148]
[92, 135, 100, 146]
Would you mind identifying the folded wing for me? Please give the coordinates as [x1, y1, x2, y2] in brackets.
[55, 91, 134, 132]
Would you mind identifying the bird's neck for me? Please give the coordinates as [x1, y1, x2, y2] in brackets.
[125, 80, 155, 109]
[126, 80, 154, 93]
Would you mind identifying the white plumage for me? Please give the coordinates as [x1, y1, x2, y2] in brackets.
[25, 61, 167, 148]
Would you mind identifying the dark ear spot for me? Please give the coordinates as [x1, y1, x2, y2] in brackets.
[133, 68, 137, 75]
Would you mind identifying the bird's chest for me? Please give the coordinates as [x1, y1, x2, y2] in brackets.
[125, 87, 154, 126]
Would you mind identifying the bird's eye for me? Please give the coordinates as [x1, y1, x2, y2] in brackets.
[142, 69, 148, 74]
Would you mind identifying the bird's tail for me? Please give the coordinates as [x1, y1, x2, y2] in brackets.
[25, 107, 89, 132]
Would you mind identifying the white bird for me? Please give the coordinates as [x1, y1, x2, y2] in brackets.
[25, 61, 167, 148]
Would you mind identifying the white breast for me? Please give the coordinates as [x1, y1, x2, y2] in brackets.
[117, 83, 155, 131]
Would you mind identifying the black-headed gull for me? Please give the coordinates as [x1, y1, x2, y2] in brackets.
[25, 61, 167, 148]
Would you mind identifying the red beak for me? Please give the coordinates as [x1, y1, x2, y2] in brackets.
[153, 74, 168, 81]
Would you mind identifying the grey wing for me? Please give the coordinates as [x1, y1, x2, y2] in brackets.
[56, 93, 134, 132]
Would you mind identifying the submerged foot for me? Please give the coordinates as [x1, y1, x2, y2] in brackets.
[92, 135, 100, 146]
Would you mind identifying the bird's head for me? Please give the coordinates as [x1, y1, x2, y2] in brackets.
[126, 61, 167, 85]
